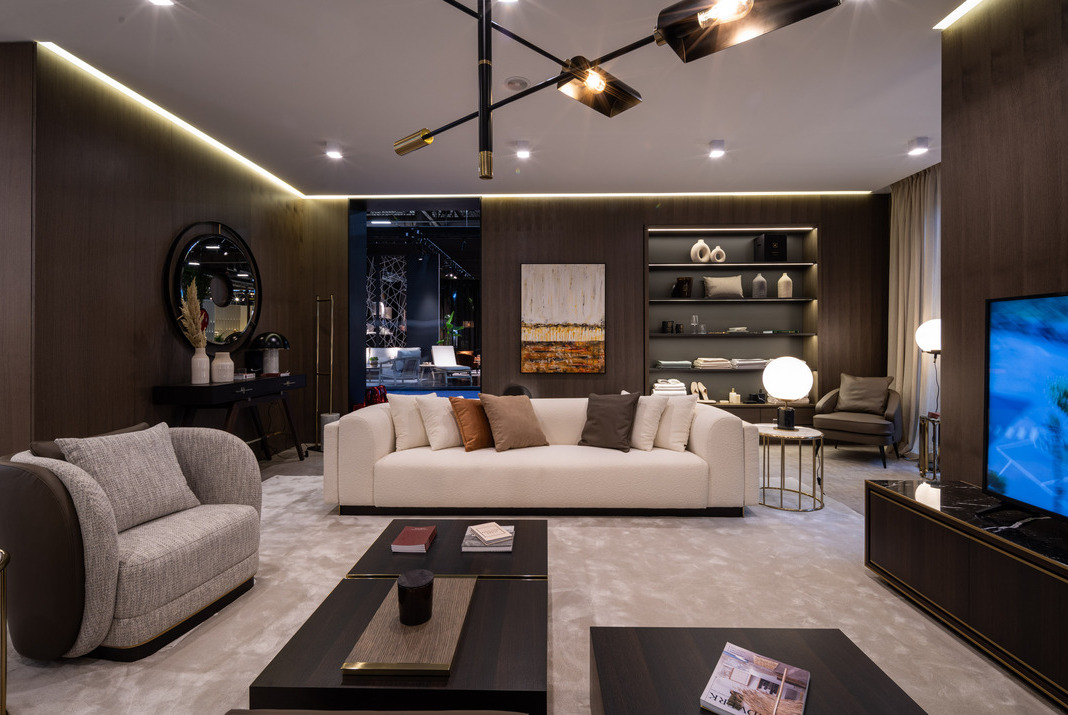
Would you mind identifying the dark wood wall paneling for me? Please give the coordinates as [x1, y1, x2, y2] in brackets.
[0, 44, 36, 452]
[0, 43, 348, 455]
[941, 0, 1068, 485]
[481, 194, 890, 398]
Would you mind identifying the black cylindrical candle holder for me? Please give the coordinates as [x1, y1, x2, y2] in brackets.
[397, 569, 434, 626]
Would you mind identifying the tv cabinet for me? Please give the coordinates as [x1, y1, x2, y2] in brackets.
[865, 480, 1068, 709]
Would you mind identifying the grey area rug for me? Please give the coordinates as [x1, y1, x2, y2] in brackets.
[5, 448, 1058, 714]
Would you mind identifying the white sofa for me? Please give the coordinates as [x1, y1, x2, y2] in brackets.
[323, 397, 760, 516]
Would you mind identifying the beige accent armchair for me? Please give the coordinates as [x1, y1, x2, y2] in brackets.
[813, 375, 903, 467]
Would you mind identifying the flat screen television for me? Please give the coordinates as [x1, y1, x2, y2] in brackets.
[984, 292, 1068, 520]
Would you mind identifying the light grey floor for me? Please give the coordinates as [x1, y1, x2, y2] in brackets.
[5, 444, 1057, 714]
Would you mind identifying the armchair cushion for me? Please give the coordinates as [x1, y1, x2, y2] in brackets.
[30, 422, 151, 460]
[812, 411, 895, 437]
[835, 374, 893, 415]
[55, 422, 199, 532]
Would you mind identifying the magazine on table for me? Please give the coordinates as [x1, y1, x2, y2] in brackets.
[700, 642, 810, 715]
[462, 524, 514, 552]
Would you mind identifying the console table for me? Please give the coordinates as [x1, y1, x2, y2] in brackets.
[865, 479, 1068, 709]
[153, 374, 306, 460]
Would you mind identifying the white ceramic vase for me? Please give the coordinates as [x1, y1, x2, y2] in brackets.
[211, 351, 235, 383]
[777, 272, 793, 298]
[710, 245, 727, 263]
[689, 239, 711, 263]
[191, 347, 210, 385]
[752, 273, 767, 299]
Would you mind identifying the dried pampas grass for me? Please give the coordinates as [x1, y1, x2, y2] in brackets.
[178, 281, 207, 349]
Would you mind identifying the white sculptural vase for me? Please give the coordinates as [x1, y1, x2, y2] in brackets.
[710, 245, 727, 263]
[689, 239, 711, 263]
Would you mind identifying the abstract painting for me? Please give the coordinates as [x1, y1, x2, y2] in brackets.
[521, 263, 605, 373]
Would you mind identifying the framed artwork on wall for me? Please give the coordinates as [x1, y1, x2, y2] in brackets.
[520, 263, 605, 373]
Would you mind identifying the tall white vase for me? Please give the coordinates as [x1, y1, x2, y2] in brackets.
[689, 239, 711, 263]
[211, 351, 234, 383]
[191, 347, 210, 385]
[777, 272, 793, 298]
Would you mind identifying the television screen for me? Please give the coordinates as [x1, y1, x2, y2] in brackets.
[985, 292, 1068, 519]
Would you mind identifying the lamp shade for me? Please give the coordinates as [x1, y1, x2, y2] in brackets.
[250, 332, 290, 350]
[656, 0, 841, 64]
[557, 56, 642, 118]
[915, 319, 941, 354]
[762, 357, 813, 401]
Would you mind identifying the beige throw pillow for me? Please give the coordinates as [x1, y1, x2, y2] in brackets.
[703, 275, 744, 298]
[630, 395, 669, 451]
[479, 393, 549, 452]
[387, 393, 436, 450]
[836, 374, 892, 415]
[416, 395, 463, 450]
[653, 394, 698, 451]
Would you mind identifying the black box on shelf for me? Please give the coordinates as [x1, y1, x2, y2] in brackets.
[753, 233, 787, 262]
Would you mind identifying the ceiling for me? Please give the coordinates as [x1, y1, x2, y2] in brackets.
[0, 0, 955, 197]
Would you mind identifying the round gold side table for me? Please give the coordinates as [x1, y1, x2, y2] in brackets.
[757, 423, 824, 512]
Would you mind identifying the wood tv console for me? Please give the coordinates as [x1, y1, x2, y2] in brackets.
[865, 480, 1068, 709]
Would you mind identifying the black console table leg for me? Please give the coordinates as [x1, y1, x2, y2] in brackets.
[247, 406, 272, 461]
[279, 395, 305, 460]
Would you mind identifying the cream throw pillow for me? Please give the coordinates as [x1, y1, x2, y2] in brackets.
[387, 393, 436, 450]
[625, 393, 669, 451]
[703, 275, 744, 298]
[653, 394, 698, 451]
[416, 395, 463, 450]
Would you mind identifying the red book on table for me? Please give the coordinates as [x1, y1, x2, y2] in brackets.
[391, 525, 437, 553]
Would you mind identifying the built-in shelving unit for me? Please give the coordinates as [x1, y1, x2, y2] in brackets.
[645, 226, 818, 405]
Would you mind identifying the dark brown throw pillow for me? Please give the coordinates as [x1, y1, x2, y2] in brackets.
[449, 397, 495, 451]
[835, 374, 893, 415]
[579, 392, 641, 451]
[30, 422, 151, 460]
[479, 393, 549, 452]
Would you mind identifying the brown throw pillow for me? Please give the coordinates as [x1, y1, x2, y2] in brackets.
[836, 374, 893, 415]
[579, 392, 640, 452]
[30, 422, 151, 460]
[449, 397, 495, 451]
[479, 393, 549, 452]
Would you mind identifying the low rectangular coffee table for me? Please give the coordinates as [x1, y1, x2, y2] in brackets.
[348, 519, 548, 578]
[590, 627, 924, 714]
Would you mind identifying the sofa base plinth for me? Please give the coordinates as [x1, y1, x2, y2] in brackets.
[88, 577, 254, 662]
[338, 505, 744, 518]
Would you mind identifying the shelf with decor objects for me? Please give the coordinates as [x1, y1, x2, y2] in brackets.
[645, 226, 818, 411]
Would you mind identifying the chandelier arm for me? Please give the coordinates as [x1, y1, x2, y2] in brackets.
[478, 0, 493, 178]
[439, 0, 567, 66]
[592, 34, 658, 66]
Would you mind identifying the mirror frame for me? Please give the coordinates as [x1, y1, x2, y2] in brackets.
[164, 221, 262, 351]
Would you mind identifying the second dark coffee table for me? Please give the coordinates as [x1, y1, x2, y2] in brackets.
[348, 519, 548, 579]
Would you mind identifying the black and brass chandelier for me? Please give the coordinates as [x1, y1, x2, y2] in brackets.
[394, 0, 841, 179]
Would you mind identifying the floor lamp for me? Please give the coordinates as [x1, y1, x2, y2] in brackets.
[915, 318, 941, 480]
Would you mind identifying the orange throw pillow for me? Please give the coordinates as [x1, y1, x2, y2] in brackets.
[449, 397, 495, 451]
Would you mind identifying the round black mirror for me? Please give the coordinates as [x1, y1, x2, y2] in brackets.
[165, 222, 261, 349]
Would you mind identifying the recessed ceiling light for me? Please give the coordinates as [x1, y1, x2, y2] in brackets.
[149, 0, 175, 6]
[515, 141, 531, 159]
[498, 0, 518, 4]
[325, 142, 343, 160]
[907, 137, 930, 156]
[708, 139, 726, 158]
[934, 0, 988, 30]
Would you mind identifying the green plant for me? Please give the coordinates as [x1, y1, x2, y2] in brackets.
[438, 311, 462, 345]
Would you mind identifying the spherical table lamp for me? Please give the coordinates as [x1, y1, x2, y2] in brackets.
[762, 357, 814, 431]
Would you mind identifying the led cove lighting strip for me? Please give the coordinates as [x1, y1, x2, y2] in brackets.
[41, 42, 303, 197]
[934, 0, 988, 30]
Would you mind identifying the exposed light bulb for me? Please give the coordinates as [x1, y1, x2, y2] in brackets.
[584, 70, 607, 93]
[708, 139, 726, 158]
[908, 136, 930, 156]
[697, 0, 754, 28]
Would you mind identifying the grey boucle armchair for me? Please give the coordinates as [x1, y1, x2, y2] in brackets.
[0, 425, 260, 661]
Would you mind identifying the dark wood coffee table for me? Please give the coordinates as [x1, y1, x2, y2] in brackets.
[590, 627, 924, 714]
[348, 519, 548, 578]
[250, 519, 548, 713]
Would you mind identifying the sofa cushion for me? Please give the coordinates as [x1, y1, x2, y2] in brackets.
[529, 398, 589, 445]
[374, 445, 709, 509]
[55, 422, 200, 532]
[630, 395, 669, 451]
[449, 398, 495, 451]
[31, 422, 151, 460]
[387, 393, 436, 451]
[416, 395, 463, 450]
[113, 503, 259, 620]
[579, 393, 640, 452]
[480, 394, 549, 452]
[654, 395, 698, 452]
[836, 374, 892, 415]
[813, 411, 894, 436]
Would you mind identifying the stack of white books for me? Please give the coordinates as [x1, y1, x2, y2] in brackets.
[462, 522, 515, 552]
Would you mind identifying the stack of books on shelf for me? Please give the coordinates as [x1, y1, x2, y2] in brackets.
[730, 358, 769, 369]
[693, 357, 732, 370]
[462, 522, 515, 552]
[390, 525, 437, 553]
[651, 379, 688, 396]
[700, 642, 810, 715]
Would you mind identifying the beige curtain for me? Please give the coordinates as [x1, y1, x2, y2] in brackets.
[888, 164, 941, 452]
